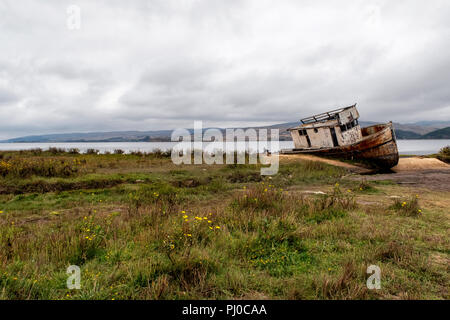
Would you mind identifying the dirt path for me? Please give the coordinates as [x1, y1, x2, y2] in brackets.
[280, 154, 450, 191]
[280, 154, 449, 172]
[392, 157, 450, 172]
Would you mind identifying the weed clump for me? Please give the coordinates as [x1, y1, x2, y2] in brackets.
[390, 195, 422, 216]
[68, 148, 80, 154]
[48, 147, 66, 155]
[69, 215, 108, 265]
[149, 149, 171, 158]
[127, 184, 179, 215]
[314, 183, 357, 211]
[303, 183, 356, 223]
[247, 234, 311, 277]
[231, 183, 284, 211]
[354, 178, 378, 193]
[86, 149, 99, 155]
[313, 261, 368, 299]
[0, 158, 79, 178]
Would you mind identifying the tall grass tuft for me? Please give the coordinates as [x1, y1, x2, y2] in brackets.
[390, 195, 422, 216]
[231, 182, 284, 212]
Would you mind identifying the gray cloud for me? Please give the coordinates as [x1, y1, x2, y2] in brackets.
[0, 87, 18, 105]
[0, 0, 449, 139]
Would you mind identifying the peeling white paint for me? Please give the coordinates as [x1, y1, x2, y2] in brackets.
[289, 105, 363, 149]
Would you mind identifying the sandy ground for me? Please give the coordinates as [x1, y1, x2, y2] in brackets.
[279, 154, 450, 191]
[392, 157, 450, 172]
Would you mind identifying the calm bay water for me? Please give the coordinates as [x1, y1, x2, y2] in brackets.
[0, 140, 448, 155]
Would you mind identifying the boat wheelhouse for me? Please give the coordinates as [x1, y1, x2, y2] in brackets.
[289, 104, 362, 149]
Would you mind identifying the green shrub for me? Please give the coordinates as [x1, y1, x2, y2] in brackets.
[437, 146, 450, 163]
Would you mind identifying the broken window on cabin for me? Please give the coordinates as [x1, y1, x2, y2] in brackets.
[340, 119, 359, 132]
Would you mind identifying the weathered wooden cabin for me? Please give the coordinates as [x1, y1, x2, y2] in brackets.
[289, 104, 361, 149]
[283, 104, 399, 169]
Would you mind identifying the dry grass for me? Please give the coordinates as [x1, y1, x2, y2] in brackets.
[0, 150, 448, 300]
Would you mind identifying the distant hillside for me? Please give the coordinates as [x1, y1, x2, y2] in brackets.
[2, 122, 449, 143]
[411, 120, 450, 129]
[421, 127, 450, 139]
[2, 130, 174, 143]
[394, 130, 423, 139]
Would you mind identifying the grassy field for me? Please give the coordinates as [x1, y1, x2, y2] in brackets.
[0, 149, 448, 300]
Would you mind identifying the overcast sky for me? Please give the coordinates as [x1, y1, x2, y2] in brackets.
[0, 0, 449, 139]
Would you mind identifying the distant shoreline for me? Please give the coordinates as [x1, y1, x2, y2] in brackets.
[0, 139, 448, 157]
[1, 137, 450, 143]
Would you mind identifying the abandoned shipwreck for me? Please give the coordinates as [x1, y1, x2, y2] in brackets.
[281, 104, 399, 169]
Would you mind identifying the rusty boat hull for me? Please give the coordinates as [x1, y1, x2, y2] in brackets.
[281, 122, 399, 169]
